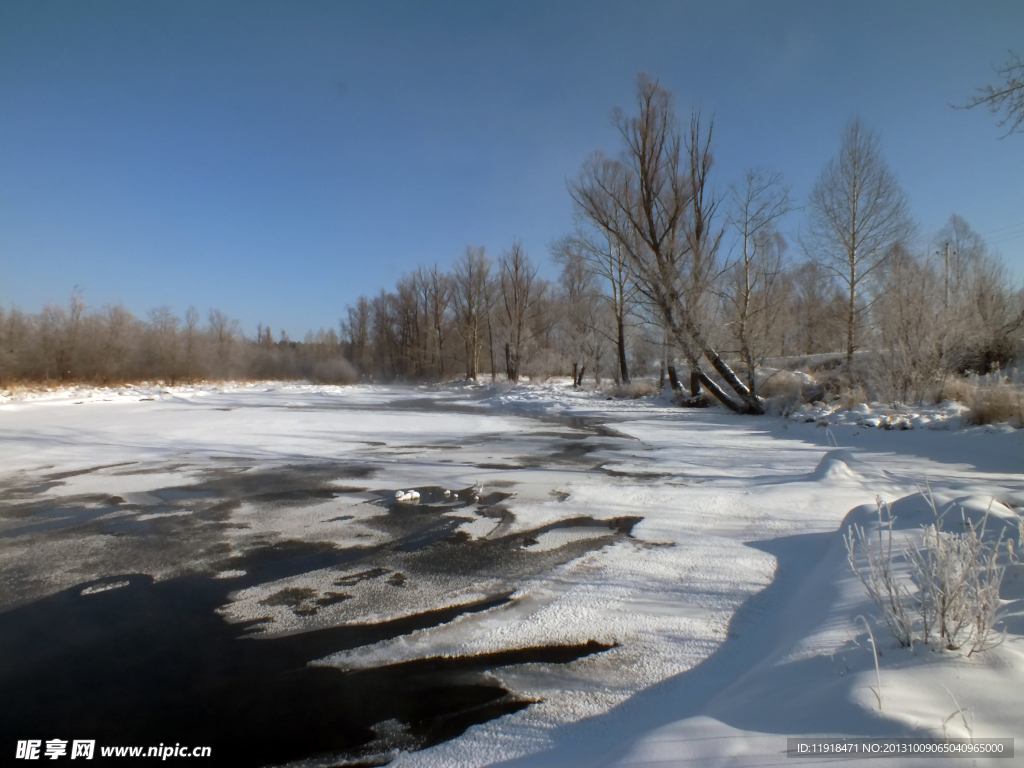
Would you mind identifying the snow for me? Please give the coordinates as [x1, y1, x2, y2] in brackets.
[2, 380, 1022, 767]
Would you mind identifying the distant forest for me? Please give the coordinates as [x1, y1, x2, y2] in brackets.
[3, 76, 1022, 411]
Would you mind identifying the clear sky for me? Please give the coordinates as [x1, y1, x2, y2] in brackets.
[2, 0, 1022, 340]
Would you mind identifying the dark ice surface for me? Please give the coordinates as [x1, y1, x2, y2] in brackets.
[0, 392, 640, 766]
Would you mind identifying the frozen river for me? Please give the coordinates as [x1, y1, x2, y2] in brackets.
[1, 383, 1021, 766]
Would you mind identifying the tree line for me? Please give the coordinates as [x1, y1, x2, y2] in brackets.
[0, 300, 357, 387]
[337, 75, 1022, 411]
[3, 74, 1021, 407]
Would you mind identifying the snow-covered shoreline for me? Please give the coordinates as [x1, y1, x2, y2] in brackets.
[3, 377, 1020, 433]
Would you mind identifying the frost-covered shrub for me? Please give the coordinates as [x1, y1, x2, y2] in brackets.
[846, 494, 1013, 654]
[845, 499, 916, 647]
[905, 510, 1006, 653]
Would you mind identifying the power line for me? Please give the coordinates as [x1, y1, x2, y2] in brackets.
[980, 220, 1024, 238]
[982, 217, 1024, 232]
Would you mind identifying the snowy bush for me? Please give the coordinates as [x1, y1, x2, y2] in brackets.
[845, 499, 916, 646]
[845, 494, 1013, 654]
[905, 509, 1007, 653]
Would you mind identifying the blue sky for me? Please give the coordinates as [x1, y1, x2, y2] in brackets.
[2, 0, 1022, 339]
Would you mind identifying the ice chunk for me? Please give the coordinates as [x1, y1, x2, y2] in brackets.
[81, 580, 130, 596]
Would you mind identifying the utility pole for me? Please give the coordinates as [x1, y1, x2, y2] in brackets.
[944, 242, 950, 311]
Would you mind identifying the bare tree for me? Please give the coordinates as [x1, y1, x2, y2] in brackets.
[207, 309, 238, 377]
[497, 241, 542, 382]
[367, 290, 397, 378]
[875, 244, 943, 402]
[789, 261, 845, 355]
[961, 51, 1024, 136]
[394, 274, 426, 378]
[38, 292, 85, 381]
[554, 230, 636, 383]
[0, 307, 35, 384]
[341, 297, 371, 375]
[452, 246, 490, 381]
[183, 306, 200, 382]
[569, 74, 762, 413]
[935, 214, 986, 311]
[147, 307, 180, 384]
[555, 247, 604, 387]
[725, 168, 793, 397]
[802, 117, 915, 371]
[417, 265, 453, 379]
[98, 305, 139, 382]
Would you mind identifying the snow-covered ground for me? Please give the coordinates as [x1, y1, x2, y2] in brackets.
[1, 382, 1022, 767]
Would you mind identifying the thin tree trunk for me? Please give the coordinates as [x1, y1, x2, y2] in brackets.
[488, 315, 496, 381]
[847, 279, 856, 370]
[617, 316, 630, 384]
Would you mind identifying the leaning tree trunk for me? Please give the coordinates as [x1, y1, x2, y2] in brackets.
[668, 311, 764, 415]
[667, 363, 682, 393]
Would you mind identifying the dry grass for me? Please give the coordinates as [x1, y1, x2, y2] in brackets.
[606, 380, 659, 399]
[757, 368, 864, 409]
[757, 371, 813, 400]
[965, 383, 1024, 427]
[933, 376, 979, 405]
[840, 385, 869, 410]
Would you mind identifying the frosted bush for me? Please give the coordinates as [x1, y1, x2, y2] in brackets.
[846, 494, 1011, 654]
[845, 499, 916, 647]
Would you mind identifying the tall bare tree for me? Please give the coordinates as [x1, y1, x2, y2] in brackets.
[933, 216, 1024, 373]
[724, 168, 793, 396]
[415, 264, 453, 379]
[497, 241, 542, 382]
[569, 73, 762, 413]
[554, 230, 636, 383]
[554, 247, 605, 387]
[875, 244, 943, 402]
[802, 117, 915, 370]
[453, 246, 490, 381]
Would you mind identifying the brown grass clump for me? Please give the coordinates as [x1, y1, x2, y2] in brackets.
[757, 371, 811, 401]
[607, 380, 659, 399]
[965, 383, 1024, 427]
[935, 376, 979, 405]
[840, 385, 869, 410]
